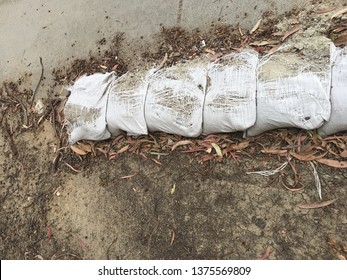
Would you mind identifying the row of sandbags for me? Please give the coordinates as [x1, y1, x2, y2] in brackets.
[64, 44, 347, 143]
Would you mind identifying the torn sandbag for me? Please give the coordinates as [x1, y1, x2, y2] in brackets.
[144, 60, 207, 137]
[64, 72, 116, 143]
[106, 69, 149, 136]
[203, 50, 258, 134]
[318, 45, 347, 136]
[246, 40, 331, 137]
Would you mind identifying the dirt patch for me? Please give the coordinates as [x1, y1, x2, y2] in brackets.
[1, 0, 347, 260]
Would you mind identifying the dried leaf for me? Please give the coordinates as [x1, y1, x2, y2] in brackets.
[261, 149, 287, 155]
[338, 254, 346, 260]
[272, 31, 284, 36]
[152, 158, 161, 165]
[231, 141, 250, 150]
[310, 162, 322, 200]
[204, 48, 216, 55]
[70, 145, 88, 155]
[180, 147, 204, 153]
[170, 229, 176, 245]
[157, 53, 168, 70]
[78, 239, 88, 251]
[331, 7, 347, 19]
[64, 162, 81, 173]
[297, 198, 337, 209]
[340, 150, 347, 158]
[172, 140, 193, 151]
[200, 154, 214, 162]
[257, 245, 271, 260]
[78, 142, 92, 152]
[316, 158, 347, 168]
[334, 34, 347, 46]
[238, 26, 244, 36]
[250, 19, 262, 34]
[47, 227, 53, 240]
[211, 143, 223, 157]
[170, 183, 176, 194]
[290, 151, 326, 161]
[120, 174, 136, 179]
[250, 40, 280, 46]
[281, 25, 301, 41]
[117, 145, 129, 154]
[315, 6, 336, 14]
[268, 44, 281, 55]
[332, 26, 347, 33]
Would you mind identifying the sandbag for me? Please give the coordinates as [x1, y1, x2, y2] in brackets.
[318, 45, 347, 136]
[203, 50, 258, 134]
[144, 60, 207, 137]
[106, 70, 149, 136]
[64, 72, 115, 143]
[246, 46, 331, 137]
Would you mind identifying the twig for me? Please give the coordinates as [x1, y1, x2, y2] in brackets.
[106, 238, 118, 260]
[155, 53, 168, 72]
[51, 252, 80, 260]
[2, 118, 18, 156]
[30, 57, 44, 108]
[147, 222, 159, 258]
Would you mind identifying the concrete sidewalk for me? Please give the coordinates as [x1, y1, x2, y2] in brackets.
[0, 0, 304, 82]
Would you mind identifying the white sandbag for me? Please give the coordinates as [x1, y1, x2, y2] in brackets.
[145, 60, 207, 137]
[318, 45, 347, 136]
[203, 50, 258, 134]
[64, 72, 116, 143]
[107, 70, 149, 136]
[246, 50, 331, 137]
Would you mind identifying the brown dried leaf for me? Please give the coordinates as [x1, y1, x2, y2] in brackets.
[334, 34, 347, 46]
[152, 158, 161, 165]
[77, 143, 92, 153]
[172, 140, 193, 151]
[297, 198, 337, 209]
[231, 141, 250, 150]
[78, 239, 88, 251]
[64, 162, 81, 173]
[170, 229, 176, 245]
[250, 19, 262, 34]
[200, 154, 215, 162]
[341, 150, 347, 158]
[257, 245, 271, 260]
[331, 7, 347, 19]
[204, 48, 216, 55]
[315, 6, 336, 14]
[272, 31, 284, 36]
[120, 174, 136, 179]
[332, 26, 347, 33]
[316, 158, 347, 168]
[290, 151, 327, 161]
[268, 44, 281, 55]
[261, 149, 287, 155]
[117, 145, 129, 154]
[281, 25, 301, 41]
[70, 145, 88, 155]
[157, 53, 168, 70]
